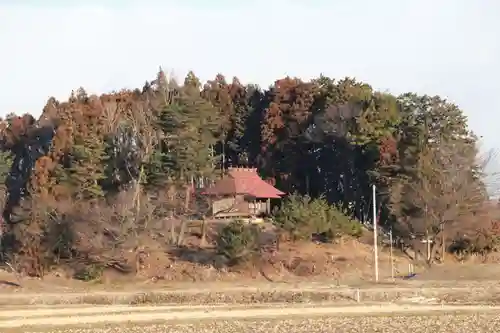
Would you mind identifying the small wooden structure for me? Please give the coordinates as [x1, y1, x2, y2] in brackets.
[202, 167, 285, 219]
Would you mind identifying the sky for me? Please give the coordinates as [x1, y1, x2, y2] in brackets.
[0, 1, 499, 156]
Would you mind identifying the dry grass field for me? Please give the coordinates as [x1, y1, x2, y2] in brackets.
[4, 304, 500, 333]
[13, 314, 499, 333]
[1, 236, 500, 332]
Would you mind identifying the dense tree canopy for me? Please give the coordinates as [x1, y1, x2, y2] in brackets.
[0, 69, 493, 274]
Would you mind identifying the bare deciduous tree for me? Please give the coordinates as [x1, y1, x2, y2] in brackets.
[391, 138, 486, 263]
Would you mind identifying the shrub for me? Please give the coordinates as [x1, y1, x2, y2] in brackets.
[215, 220, 260, 265]
[273, 193, 362, 241]
[449, 233, 500, 260]
[73, 264, 104, 281]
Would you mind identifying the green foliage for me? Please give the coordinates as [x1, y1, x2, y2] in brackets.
[0, 151, 12, 186]
[273, 193, 362, 241]
[67, 138, 106, 200]
[143, 146, 170, 188]
[158, 75, 220, 183]
[215, 220, 260, 265]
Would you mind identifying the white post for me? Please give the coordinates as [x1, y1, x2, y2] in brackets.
[421, 238, 434, 261]
[389, 228, 394, 280]
[372, 184, 379, 282]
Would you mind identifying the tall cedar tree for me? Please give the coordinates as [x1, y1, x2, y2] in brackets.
[160, 71, 220, 185]
[64, 89, 106, 201]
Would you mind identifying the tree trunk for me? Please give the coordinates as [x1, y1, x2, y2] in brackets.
[221, 141, 226, 176]
[200, 218, 207, 247]
[305, 174, 310, 195]
[177, 219, 187, 247]
[134, 165, 145, 208]
[184, 183, 191, 212]
[169, 221, 176, 245]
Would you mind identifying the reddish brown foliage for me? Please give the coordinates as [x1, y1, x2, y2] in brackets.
[261, 77, 316, 148]
[378, 135, 398, 166]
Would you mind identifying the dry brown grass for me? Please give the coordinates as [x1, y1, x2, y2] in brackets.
[0, 222, 411, 293]
[3, 218, 500, 309]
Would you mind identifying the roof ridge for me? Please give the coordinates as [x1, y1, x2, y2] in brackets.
[228, 167, 258, 172]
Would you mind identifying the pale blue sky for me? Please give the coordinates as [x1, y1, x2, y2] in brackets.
[0, 0, 498, 154]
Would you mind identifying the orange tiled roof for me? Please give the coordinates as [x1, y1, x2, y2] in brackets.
[203, 167, 285, 198]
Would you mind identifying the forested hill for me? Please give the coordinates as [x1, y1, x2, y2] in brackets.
[0, 69, 492, 275]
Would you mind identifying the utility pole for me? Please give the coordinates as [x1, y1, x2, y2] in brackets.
[372, 184, 379, 282]
[389, 227, 394, 280]
[441, 223, 445, 262]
